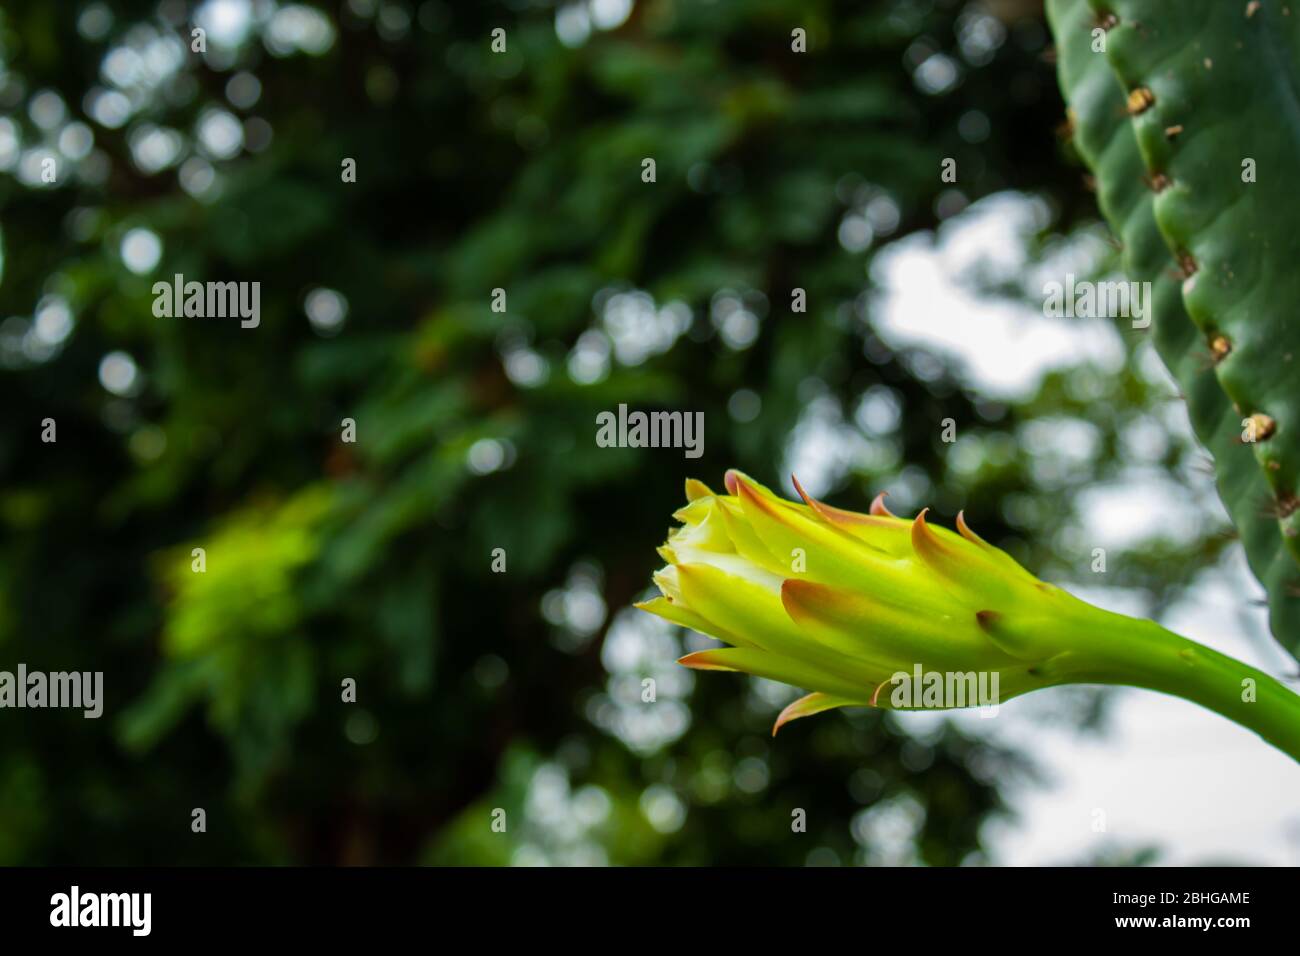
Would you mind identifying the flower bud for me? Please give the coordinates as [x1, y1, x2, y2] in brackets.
[638, 470, 1135, 734]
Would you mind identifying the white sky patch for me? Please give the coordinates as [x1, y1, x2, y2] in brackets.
[98, 350, 139, 396]
[304, 287, 347, 334]
[871, 192, 1125, 401]
[196, 108, 243, 160]
[1075, 470, 1214, 549]
[264, 5, 336, 57]
[597, 288, 691, 366]
[86, 88, 133, 129]
[195, 0, 255, 48]
[119, 227, 161, 274]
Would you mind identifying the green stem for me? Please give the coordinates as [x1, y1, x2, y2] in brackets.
[1065, 613, 1300, 762]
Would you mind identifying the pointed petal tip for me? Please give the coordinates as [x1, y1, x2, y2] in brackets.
[785, 481, 902, 547]
[779, 577, 839, 626]
[869, 491, 895, 517]
[909, 506, 932, 549]
[910, 506, 957, 563]
[771, 703, 796, 737]
[676, 650, 734, 672]
[771, 701, 802, 737]
[790, 473, 841, 526]
[791, 473, 812, 505]
[870, 676, 892, 708]
[955, 510, 986, 546]
[772, 692, 860, 736]
[636, 598, 675, 621]
[684, 478, 714, 502]
[778, 576, 804, 620]
[724, 469, 773, 506]
[789, 475, 858, 526]
[729, 469, 781, 516]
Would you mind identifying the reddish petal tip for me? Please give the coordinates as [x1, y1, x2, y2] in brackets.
[870, 676, 892, 707]
[869, 492, 895, 517]
[723, 470, 741, 495]
[772, 692, 858, 735]
[790, 474, 812, 507]
[676, 651, 728, 671]
[790, 474, 840, 525]
[955, 510, 985, 546]
[779, 577, 816, 622]
[910, 507, 952, 562]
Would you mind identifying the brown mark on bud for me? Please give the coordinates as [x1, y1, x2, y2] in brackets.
[1127, 87, 1156, 115]
[1248, 412, 1278, 442]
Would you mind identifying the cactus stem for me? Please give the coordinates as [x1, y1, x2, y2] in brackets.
[1063, 616, 1300, 762]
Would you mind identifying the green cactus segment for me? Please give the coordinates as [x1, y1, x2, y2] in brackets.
[1096, 0, 1300, 649]
[1047, 0, 1300, 654]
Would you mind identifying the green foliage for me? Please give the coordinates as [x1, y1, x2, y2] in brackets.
[0, 0, 1238, 864]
